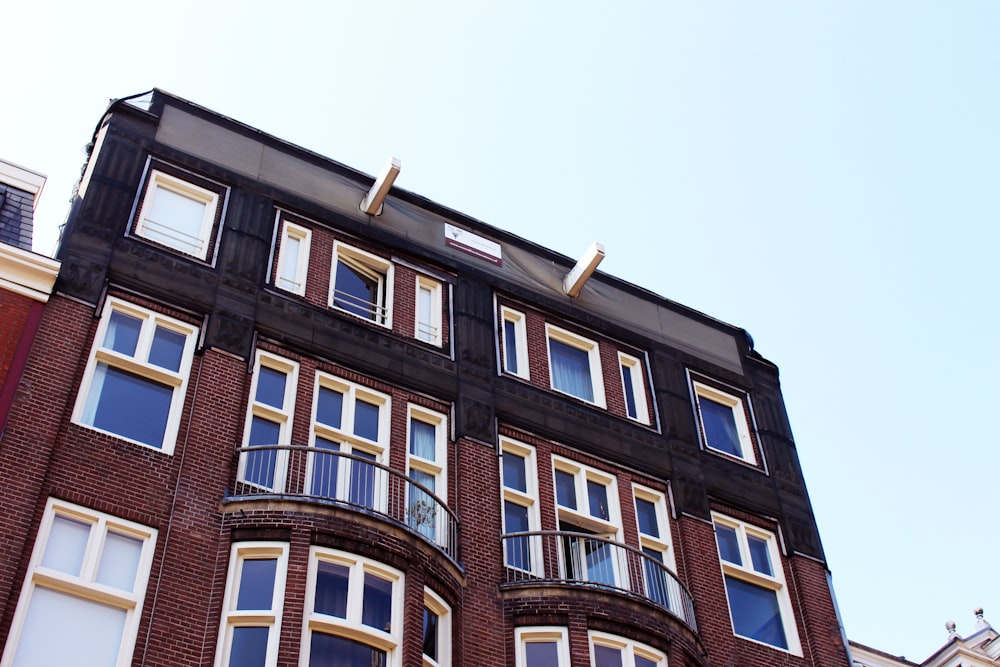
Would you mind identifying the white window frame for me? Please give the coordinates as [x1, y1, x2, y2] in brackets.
[500, 438, 542, 576]
[72, 296, 199, 454]
[632, 484, 679, 613]
[238, 351, 299, 492]
[712, 513, 801, 655]
[213, 542, 289, 667]
[299, 548, 404, 667]
[588, 630, 667, 667]
[514, 627, 570, 667]
[422, 588, 451, 667]
[618, 352, 650, 424]
[551, 456, 621, 536]
[415, 276, 443, 346]
[134, 169, 219, 260]
[692, 380, 756, 465]
[552, 456, 621, 587]
[545, 324, 606, 408]
[330, 241, 394, 327]
[275, 219, 311, 295]
[632, 485, 676, 572]
[305, 372, 391, 511]
[1, 498, 157, 667]
[406, 405, 448, 543]
[500, 307, 529, 379]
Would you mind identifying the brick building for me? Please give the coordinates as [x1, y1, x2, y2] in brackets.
[0, 90, 851, 667]
[0, 159, 59, 432]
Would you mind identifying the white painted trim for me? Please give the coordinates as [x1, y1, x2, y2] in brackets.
[0, 159, 46, 208]
[0, 243, 59, 302]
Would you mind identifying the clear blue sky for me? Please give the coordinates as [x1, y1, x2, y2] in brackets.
[4, 2, 998, 660]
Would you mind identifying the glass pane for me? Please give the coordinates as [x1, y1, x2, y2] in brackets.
[422, 607, 439, 660]
[244, 417, 280, 487]
[96, 531, 143, 591]
[503, 319, 519, 374]
[229, 626, 269, 667]
[316, 387, 344, 429]
[87, 363, 172, 448]
[636, 657, 659, 667]
[145, 185, 207, 255]
[408, 469, 436, 539]
[149, 326, 186, 372]
[311, 438, 340, 499]
[643, 547, 669, 609]
[555, 470, 576, 510]
[334, 259, 381, 321]
[409, 418, 437, 460]
[103, 311, 141, 356]
[725, 576, 788, 649]
[348, 450, 377, 508]
[715, 525, 742, 565]
[314, 561, 350, 618]
[42, 515, 91, 575]
[635, 498, 659, 538]
[748, 536, 773, 576]
[700, 398, 743, 457]
[13, 587, 126, 667]
[417, 286, 434, 342]
[525, 641, 558, 667]
[587, 480, 610, 521]
[255, 366, 287, 409]
[504, 502, 531, 570]
[584, 538, 615, 585]
[549, 338, 594, 402]
[502, 452, 527, 493]
[361, 573, 393, 631]
[593, 644, 624, 667]
[309, 632, 386, 667]
[354, 400, 380, 441]
[279, 235, 300, 289]
[622, 364, 638, 418]
[236, 558, 277, 610]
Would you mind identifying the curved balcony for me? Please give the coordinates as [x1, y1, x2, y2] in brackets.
[227, 444, 458, 562]
[501, 531, 697, 630]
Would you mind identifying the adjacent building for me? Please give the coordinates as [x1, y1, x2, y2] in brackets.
[0, 90, 851, 666]
[851, 609, 999, 667]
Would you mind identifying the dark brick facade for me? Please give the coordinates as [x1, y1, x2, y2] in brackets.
[0, 91, 850, 667]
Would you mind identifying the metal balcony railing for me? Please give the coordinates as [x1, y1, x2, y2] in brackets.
[230, 444, 458, 561]
[501, 531, 697, 631]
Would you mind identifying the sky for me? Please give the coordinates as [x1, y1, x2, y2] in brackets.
[3, 1, 998, 660]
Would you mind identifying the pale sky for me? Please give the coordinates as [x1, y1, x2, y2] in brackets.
[4, 2, 998, 660]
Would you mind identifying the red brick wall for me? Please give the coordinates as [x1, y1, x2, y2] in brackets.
[0, 290, 33, 389]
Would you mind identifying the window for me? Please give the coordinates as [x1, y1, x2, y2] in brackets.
[330, 242, 393, 327]
[1, 498, 157, 667]
[214, 542, 288, 667]
[589, 631, 666, 667]
[134, 169, 219, 259]
[515, 627, 569, 667]
[500, 307, 529, 379]
[693, 380, 756, 464]
[422, 589, 451, 667]
[238, 352, 299, 492]
[500, 438, 541, 574]
[546, 325, 605, 407]
[307, 373, 391, 511]
[73, 297, 198, 453]
[275, 219, 311, 295]
[618, 353, 650, 424]
[415, 277, 443, 345]
[713, 513, 800, 654]
[632, 485, 676, 611]
[301, 548, 403, 667]
[552, 457, 620, 586]
[406, 406, 448, 542]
